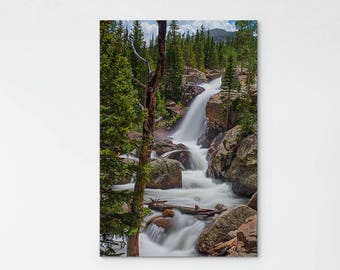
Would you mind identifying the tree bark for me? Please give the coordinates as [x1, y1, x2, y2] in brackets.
[127, 20, 167, 257]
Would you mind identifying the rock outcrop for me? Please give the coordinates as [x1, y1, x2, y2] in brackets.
[163, 149, 192, 169]
[206, 92, 240, 131]
[196, 205, 256, 254]
[228, 134, 257, 197]
[153, 139, 186, 156]
[181, 85, 205, 106]
[152, 140, 191, 169]
[205, 69, 222, 81]
[166, 100, 185, 118]
[207, 215, 257, 256]
[182, 67, 208, 85]
[197, 122, 224, 148]
[147, 158, 182, 189]
[228, 215, 257, 256]
[146, 209, 176, 231]
[206, 125, 244, 179]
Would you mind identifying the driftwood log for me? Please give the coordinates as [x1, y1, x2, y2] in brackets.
[144, 199, 227, 217]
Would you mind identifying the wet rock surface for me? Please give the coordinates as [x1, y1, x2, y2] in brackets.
[206, 125, 244, 180]
[228, 134, 257, 197]
[147, 158, 182, 189]
[196, 205, 256, 254]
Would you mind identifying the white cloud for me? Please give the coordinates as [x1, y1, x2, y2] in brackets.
[123, 20, 236, 44]
[180, 20, 236, 35]
[140, 21, 158, 42]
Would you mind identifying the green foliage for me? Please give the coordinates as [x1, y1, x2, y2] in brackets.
[166, 113, 181, 127]
[240, 110, 257, 134]
[234, 93, 257, 134]
[164, 21, 184, 102]
[129, 20, 152, 99]
[100, 21, 141, 255]
[183, 32, 197, 68]
[234, 21, 257, 134]
[203, 31, 218, 69]
[193, 28, 205, 70]
[206, 36, 219, 69]
[156, 90, 169, 118]
[234, 20, 257, 73]
[222, 49, 241, 93]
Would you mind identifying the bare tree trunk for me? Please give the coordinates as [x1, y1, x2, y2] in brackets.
[127, 20, 167, 257]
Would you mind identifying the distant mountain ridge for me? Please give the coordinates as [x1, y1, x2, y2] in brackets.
[206, 28, 236, 42]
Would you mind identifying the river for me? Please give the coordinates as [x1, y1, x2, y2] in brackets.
[134, 77, 246, 256]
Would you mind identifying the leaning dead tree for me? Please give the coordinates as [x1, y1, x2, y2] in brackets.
[127, 20, 167, 257]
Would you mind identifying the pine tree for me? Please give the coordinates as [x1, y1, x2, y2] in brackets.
[206, 36, 219, 69]
[183, 31, 196, 68]
[164, 20, 184, 102]
[100, 20, 140, 256]
[217, 41, 227, 68]
[148, 35, 158, 67]
[129, 21, 151, 99]
[204, 30, 210, 68]
[222, 50, 241, 130]
[234, 20, 257, 73]
[193, 29, 204, 70]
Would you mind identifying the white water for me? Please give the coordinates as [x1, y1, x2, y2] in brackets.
[136, 77, 246, 256]
[111, 78, 245, 256]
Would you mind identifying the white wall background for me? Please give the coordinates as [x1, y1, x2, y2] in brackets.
[0, 0, 339, 269]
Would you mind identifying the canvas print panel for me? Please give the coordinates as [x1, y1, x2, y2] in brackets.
[100, 20, 257, 257]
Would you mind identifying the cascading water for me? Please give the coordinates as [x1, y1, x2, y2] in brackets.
[138, 77, 247, 256]
[172, 78, 222, 143]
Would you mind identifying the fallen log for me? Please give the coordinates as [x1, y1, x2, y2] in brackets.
[144, 200, 227, 217]
[144, 199, 168, 205]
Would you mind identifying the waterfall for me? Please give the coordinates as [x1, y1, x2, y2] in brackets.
[172, 77, 222, 143]
[116, 77, 247, 256]
[145, 224, 165, 243]
[138, 77, 247, 256]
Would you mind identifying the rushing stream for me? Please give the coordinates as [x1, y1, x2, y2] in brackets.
[114, 77, 246, 256]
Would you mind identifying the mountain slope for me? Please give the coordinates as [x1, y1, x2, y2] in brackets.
[206, 28, 236, 42]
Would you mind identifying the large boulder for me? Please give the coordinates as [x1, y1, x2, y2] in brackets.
[206, 125, 244, 179]
[182, 67, 208, 85]
[228, 134, 257, 197]
[152, 139, 186, 156]
[163, 149, 192, 169]
[181, 85, 205, 106]
[146, 209, 176, 231]
[206, 92, 240, 130]
[152, 140, 191, 169]
[236, 215, 257, 252]
[196, 205, 256, 254]
[228, 215, 257, 256]
[147, 158, 182, 189]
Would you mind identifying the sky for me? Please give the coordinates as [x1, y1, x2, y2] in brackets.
[123, 20, 237, 44]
